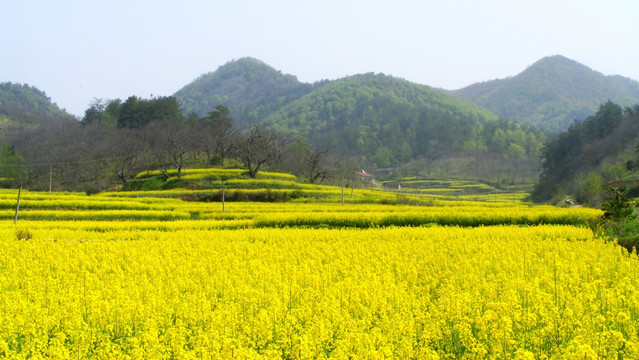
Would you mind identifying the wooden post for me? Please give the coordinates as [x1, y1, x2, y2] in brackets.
[14, 184, 22, 224]
[49, 165, 52, 195]
[222, 180, 225, 213]
[350, 178, 354, 198]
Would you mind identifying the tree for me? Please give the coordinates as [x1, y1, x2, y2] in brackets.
[207, 105, 236, 165]
[109, 129, 146, 185]
[303, 147, 332, 184]
[82, 98, 106, 126]
[190, 105, 237, 165]
[574, 172, 603, 205]
[0, 143, 26, 185]
[586, 101, 623, 141]
[601, 186, 635, 222]
[118, 96, 184, 128]
[235, 123, 276, 178]
[145, 121, 192, 181]
[334, 156, 360, 201]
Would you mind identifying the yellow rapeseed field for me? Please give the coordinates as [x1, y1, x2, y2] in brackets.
[1, 224, 638, 359]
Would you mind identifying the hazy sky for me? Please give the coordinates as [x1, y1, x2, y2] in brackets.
[3, 0, 638, 116]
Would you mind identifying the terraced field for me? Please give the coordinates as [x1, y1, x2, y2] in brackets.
[1, 170, 636, 359]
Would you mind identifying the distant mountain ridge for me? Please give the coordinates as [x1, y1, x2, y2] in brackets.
[453, 55, 639, 131]
[174, 57, 315, 121]
[0, 82, 74, 133]
[264, 72, 500, 163]
[174, 59, 549, 171]
[0, 82, 73, 119]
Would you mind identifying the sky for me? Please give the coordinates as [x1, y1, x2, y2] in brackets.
[3, 0, 639, 117]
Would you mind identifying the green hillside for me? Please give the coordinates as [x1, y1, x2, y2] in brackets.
[454, 55, 639, 131]
[0, 82, 74, 123]
[174, 57, 314, 121]
[264, 73, 516, 167]
[532, 101, 639, 204]
[172, 59, 545, 182]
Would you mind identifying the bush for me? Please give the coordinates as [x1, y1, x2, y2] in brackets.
[574, 172, 603, 206]
[209, 154, 222, 166]
[601, 187, 636, 222]
[16, 228, 32, 240]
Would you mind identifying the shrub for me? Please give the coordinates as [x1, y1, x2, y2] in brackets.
[15, 228, 32, 240]
[574, 172, 603, 206]
[601, 186, 636, 222]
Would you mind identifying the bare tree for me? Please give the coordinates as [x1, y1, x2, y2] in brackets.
[267, 133, 292, 171]
[235, 123, 276, 178]
[334, 156, 361, 203]
[145, 121, 192, 181]
[109, 128, 146, 185]
[305, 147, 332, 184]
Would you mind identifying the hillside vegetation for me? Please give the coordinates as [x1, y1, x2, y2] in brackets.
[5, 56, 639, 194]
[265, 73, 504, 166]
[532, 101, 639, 204]
[174, 57, 314, 121]
[454, 55, 639, 131]
[0, 82, 75, 133]
[175, 60, 546, 182]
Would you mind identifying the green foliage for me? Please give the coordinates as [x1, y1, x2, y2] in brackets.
[455, 55, 639, 131]
[598, 186, 639, 252]
[82, 96, 185, 128]
[172, 59, 545, 179]
[602, 162, 625, 182]
[532, 101, 639, 202]
[0, 82, 72, 120]
[174, 57, 313, 121]
[0, 82, 74, 134]
[82, 98, 121, 128]
[574, 172, 603, 206]
[264, 73, 540, 166]
[0, 143, 26, 185]
[601, 187, 635, 222]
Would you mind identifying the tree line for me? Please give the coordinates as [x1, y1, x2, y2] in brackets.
[0, 96, 355, 193]
[532, 101, 639, 203]
[263, 73, 547, 171]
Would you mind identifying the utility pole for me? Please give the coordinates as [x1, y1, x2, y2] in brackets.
[49, 165, 52, 195]
[222, 180, 225, 213]
[14, 184, 22, 224]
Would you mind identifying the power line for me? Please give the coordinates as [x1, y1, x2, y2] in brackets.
[0, 158, 109, 168]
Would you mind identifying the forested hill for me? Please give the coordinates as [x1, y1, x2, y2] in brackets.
[532, 101, 639, 204]
[174, 57, 314, 122]
[264, 73, 526, 167]
[173, 58, 546, 170]
[0, 82, 74, 126]
[454, 55, 639, 132]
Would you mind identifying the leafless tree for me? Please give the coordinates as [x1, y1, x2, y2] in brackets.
[305, 147, 332, 184]
[235, 123, 276, 178]
[145, 121, 193, 181]
[109, 128, 147, 185]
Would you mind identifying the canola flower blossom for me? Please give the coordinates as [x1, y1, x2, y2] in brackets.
[1, 225, 638, 359]
[0, 189, 602, 228]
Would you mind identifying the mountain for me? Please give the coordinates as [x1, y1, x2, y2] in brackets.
[454, 55, 639, 131]
[264, 73, 511, 167]
[0, 82, 73, 121]
[174, 57, 314, 122]
[531, 101, 639, 204]
[173, 59, 546, 174]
